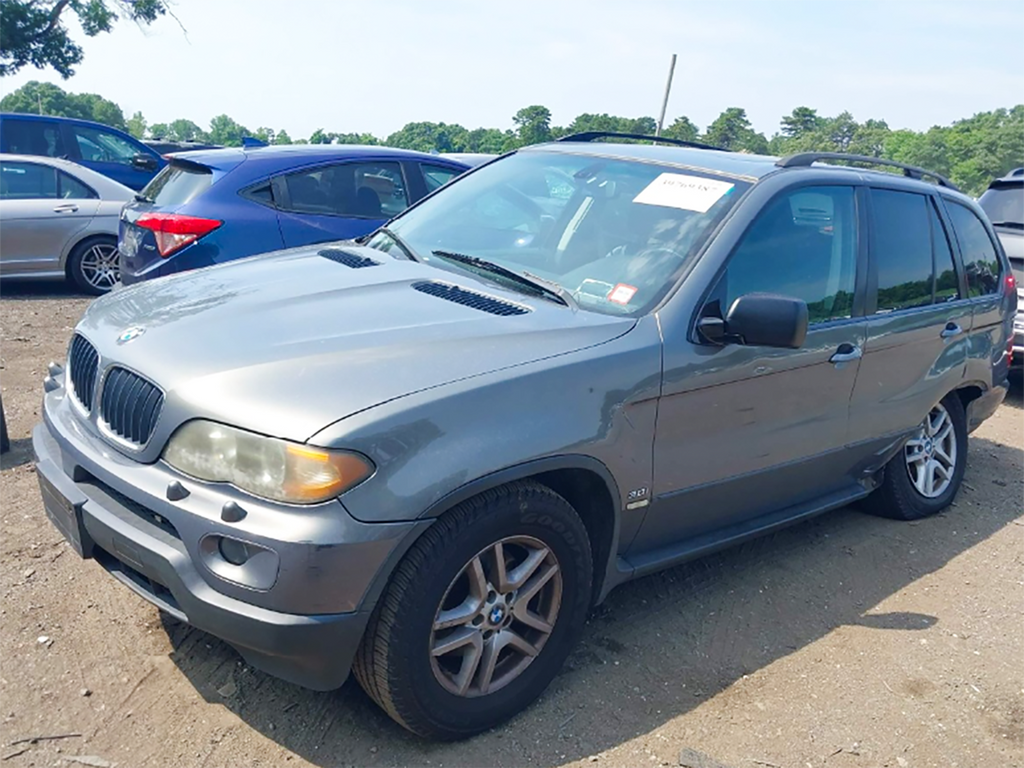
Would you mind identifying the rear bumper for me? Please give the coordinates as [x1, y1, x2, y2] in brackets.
[965, 381, 1008, 433]
[1012, 311, 1023, 369]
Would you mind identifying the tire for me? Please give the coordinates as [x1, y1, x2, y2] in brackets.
[862, 392, 968, 521]
[353, 480, 593, 740]
[67, 237, 119, 295]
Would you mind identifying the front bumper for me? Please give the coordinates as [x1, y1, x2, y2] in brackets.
[33, 384, 426, 690]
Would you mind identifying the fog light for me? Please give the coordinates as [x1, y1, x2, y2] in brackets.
[218, 537, 250, 566]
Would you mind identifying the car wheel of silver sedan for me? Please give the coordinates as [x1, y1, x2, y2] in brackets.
[68, 237, 119, 295]
[353, 480, 592, 740]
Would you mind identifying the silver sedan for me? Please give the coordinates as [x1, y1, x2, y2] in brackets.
[0, 154, 133, 294]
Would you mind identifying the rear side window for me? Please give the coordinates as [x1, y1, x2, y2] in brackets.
[931, 202, 959, 303]
[871, 189, 934, 312]
[0, 160, 57, 199]
[71, 125, 140, 166]
[714, 185, 858, 325]
[946, 202, 1002, 297]
[2, 119, 65, 157]
[421, 164, 460, 193]
[142, 163, 212, 207]
[57, 171, 97, 199]
[281, 161, 409, 219]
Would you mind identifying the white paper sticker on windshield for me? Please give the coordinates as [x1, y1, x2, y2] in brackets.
[632, 173, 734, 213]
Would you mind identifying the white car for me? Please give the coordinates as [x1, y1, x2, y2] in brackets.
[0, 154, 133, 294]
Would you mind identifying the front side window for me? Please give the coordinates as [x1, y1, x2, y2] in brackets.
[72, 125, 140, 165]
[872, 189, 934, 312]
[2, 119, 65, 157]
[0, 161, 58, 199]
[369, 150, 750, 316]
[946, 201, 1002, 297]
[282, 161, 409, 219]
[711, 185, 858, 325]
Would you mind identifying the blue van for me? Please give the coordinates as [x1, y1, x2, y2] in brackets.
[0, 113, 165, 190]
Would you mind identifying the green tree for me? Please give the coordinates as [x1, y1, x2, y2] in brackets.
[704, 107, 768, 152]
[273, 129, 293, 145]
[207, 114, 251, 147]
[661, 115, 699, 142]
[385, 121, 467, 153]
[126, 110, 146, 139]
[165, 118, 204, 142]
[464, 127, 510, 153]
[512, 105, 552, 147]
[780, 106, 823, 139]
[1, 0, 170, 78]
[0, 80, 125, 128]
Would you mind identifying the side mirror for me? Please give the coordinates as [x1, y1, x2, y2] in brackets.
[699, 293, 809, 349]
[132, 154, 158, 172]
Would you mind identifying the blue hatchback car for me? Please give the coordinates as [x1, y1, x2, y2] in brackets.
[0, 113, 165, 190]
[118, 145, 479, 284]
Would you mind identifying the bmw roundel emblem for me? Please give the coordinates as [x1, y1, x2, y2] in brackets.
[117, 326, 146, 344]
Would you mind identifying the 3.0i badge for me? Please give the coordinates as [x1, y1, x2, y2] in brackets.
[117, 326, 146, 344]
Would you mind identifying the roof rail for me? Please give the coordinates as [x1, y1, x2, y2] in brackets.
[556, 131, 725, 152]
[776, 152, 959, 191]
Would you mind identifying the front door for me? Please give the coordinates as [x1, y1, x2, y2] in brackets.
[631, 184, 867, 554]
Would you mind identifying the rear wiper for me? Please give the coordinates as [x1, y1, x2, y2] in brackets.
[134, 192, 153, 203]
[431, 250, 575, 309]
[988, 221, 1024, 229]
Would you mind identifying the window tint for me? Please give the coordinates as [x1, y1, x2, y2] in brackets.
[946, 201, 1001, 296]
[715, 186, 858, 324]
[243, 183, 274, 205]
[57, 171, 96, 199]
[978, 183, 1023, 227]
[0, 161, 58, 199]
[72, 125, 140, 165]
[931, 202, 959, 303]
[872, 189, 933, 312]
[2, 119, 65, 157]
[142, 163, 212, 207]
[421, 164, 459, 192]
[282, 161, 409, 218]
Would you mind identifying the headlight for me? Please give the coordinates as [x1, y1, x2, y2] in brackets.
[162, 420, 373, 504]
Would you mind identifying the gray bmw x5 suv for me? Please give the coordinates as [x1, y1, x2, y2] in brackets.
[33, 135, 1015, 739]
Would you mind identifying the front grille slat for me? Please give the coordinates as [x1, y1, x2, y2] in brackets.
[68, 334, 99, 411]
[99, 367, 163, 447]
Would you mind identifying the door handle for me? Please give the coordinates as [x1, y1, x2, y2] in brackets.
[53, 204, 78, 213]
[940, 322, 963, 339]
[829, 343, 863, 365]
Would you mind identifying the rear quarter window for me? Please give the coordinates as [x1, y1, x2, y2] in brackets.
[142, 162, 212, 207]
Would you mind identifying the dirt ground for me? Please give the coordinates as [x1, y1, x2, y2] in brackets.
[1, 281, 1022, 768]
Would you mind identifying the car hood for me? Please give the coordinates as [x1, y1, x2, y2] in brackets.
[78, 246, 636, 442]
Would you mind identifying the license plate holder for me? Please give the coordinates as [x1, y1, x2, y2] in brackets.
[37, 472, 90, 558]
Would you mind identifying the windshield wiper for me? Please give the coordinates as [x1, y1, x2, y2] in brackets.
[431, 250, 575, 309]
[988, 221, 1024, 229]
[377, 226, 421, 262]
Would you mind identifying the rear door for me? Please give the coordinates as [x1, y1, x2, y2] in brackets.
[847, 187, 971, 449]
[274, 160, 410, 247]
[0, 160, 99, 275]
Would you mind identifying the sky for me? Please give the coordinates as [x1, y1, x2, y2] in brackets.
[2, 0, 1022, 140]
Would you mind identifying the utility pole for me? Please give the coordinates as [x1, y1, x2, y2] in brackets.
[37, 92, 43, 115]
[654, 53, 677, 143]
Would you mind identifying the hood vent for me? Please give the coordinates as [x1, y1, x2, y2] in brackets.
[412, 281, 530, 316]
[319, 248, 381, 269]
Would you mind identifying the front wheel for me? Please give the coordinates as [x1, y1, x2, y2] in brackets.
[67, 237, 119, 295]
[863, 393, 968, 520]
[353, 481, 593, 740]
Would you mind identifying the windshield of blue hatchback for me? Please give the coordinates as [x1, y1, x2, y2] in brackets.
[367, 150, 752, 315]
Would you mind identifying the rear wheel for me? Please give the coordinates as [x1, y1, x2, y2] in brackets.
[353, 481, 592, 740]
[68, 237, 119, 295]
[863, 393, 967, 520]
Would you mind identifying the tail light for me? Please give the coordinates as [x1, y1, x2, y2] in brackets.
[135, 213, 221, 258]
[1006, 272, 1016, 295]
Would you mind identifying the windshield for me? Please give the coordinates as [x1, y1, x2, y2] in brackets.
[979, 183, 1024, 227]
[367, 150, 750, 315]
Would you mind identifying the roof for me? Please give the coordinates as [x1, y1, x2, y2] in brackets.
[1, 111, 131, 133]
[171, 143, 475, 172]
[0, 152, 134, 200]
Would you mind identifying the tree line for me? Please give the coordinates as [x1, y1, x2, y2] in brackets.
[1, 81, 1020, 197]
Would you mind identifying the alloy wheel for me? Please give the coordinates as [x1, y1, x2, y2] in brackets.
[904, 402, 957, 499]
[430, 535, 562, 697]
[78, 243, 120, 292]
